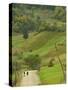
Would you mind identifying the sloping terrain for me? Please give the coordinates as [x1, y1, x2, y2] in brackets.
[12, 31, 66, 85]
[11, 4, 66, 86]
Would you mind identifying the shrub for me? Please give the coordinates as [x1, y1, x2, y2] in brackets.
[48, 58, 54, 67]
[24, 54, 41, 70]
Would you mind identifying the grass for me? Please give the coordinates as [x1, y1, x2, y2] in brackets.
[39, 64, 64, 84]
[12, 31, 66, 85]
[12, 31, 65, 55]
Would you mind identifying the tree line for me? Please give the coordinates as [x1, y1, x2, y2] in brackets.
[11, 4, 66, 39]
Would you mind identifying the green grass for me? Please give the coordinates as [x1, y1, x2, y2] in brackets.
[12, 31, 66, 85]
[12, 31, 65, 55]
[39, 64, 64, 84]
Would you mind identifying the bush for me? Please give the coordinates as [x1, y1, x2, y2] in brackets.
[24, 54, 41, 70]
[48, 58, 54, 67]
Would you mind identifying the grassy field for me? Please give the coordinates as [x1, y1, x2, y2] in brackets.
[39, 64, 64, 85]
[12, 31, 66, 85]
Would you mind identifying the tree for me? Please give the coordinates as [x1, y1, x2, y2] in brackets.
[48, 58, 54, 67]
[53, 6, 66, 22]
[18, 15, 35, 39]
[22, 28, 29, 39]
[24, 54, 41, 70]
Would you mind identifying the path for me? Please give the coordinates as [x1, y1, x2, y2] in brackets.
[20, 70, 40, 86]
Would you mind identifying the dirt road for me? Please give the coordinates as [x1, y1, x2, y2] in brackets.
[20, 70, 40, 86]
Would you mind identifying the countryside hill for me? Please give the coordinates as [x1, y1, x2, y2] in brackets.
[10, 4, 66, 86]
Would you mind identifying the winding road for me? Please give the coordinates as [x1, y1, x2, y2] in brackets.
[20, 70, 40, 86]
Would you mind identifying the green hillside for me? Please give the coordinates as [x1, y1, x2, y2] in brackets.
[12, 31, 65, 57]
[10, 4, 66, 86]
[12, 31, 66, 85]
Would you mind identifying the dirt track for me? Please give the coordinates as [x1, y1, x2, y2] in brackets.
[20, 70, 40, 86]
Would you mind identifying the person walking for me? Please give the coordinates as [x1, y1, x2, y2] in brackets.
[24, 72, 25, 77]
[27, 72, 28, 75]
